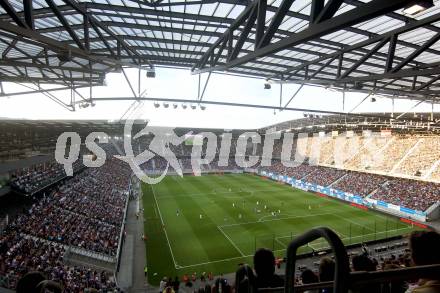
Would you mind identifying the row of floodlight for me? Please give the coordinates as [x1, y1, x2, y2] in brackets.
[78, 101, 96, 108]
[303, 113, 322, 119]
[153, 102, 206, 110]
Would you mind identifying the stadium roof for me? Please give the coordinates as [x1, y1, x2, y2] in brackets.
[2, 0, 440, 102]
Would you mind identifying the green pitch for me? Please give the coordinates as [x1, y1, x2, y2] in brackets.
[142, 173, 414, 285]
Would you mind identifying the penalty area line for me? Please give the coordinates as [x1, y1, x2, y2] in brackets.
[217, 226, 245, 257]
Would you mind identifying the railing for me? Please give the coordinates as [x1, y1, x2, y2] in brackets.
[115, 176, 134, 272]
[285, 227, 350, 293]
[250, 227, 440, 293]
[21, 233, 116, 264]
[68, 246, 116, 263]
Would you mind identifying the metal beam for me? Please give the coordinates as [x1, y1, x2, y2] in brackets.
[83, 14, 90, 51]
[340, 38, 389, 79]
[255, 0, 267, 47]
[310, 0, 324, 23]
[415, 75, 440, 91]
[192, 2, 256, 70]
[391, 32, 440, 73]
[0, 60, 105, 74]
[266, 7, 440, 81]
[0, 74, 103, 84]
[0, 84, 89, 97]
[45, 0, 85, 50]
[385, 34, 397, 73]
[193, 0, 414, 74]
[89, 21, 116, 57]
[258, 0, 296, 48]
[61, 0, 148, 66]
[282, 84, 304, 109]
[229, 5, 258, 61]
[0, 0, 26, 28]
[348, 92, 372, 113]
[395, 99, 428, 120]
[313, 0, 344, 23]
[1, 39, 17, 58]
[23, 0, 34, 29]
[199, 72, 212, 102]
[89, 96, 435, 122]
[0, 20, 132, 67]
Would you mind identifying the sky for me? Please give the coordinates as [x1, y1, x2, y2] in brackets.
[0, 67, 438, 129]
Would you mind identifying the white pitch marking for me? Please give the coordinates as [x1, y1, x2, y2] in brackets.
[151, 185, 179, 268]
[217, 226, 246, 257]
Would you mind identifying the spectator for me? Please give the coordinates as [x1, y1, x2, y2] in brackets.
[352, 254, 376, 272]
[172, 276, 180, 293]
[212, 276, 231, 293]
[235, 264, 256, 293]
[253, 248, 284, 289]
[16, 271, 46, 293]
[301, 269, 319, 293]
[318, 257, 335, 293]
[351, 254, 380, 293]
[409, 231, 440, 293]
[159, 277, 167, 293]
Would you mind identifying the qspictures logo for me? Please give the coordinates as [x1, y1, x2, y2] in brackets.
[55, 118, 385, 184]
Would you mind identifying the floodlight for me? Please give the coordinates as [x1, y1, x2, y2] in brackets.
[173, 103, 178, 109]
[200, 104, 206, 110]
[371, 97, 376, 103]
[146, 68, 156, 78]
[264, 83, 271, 89]
[154, 102, 160, 108]
[163, 102, 169, 108]
[190, 104, 197, 110]
[403, 0, 433, 15]
[353, 82, 363, 90]
[83, 103, 90, 108]
[182, 103, 187, 109]
[91, 102, 96, 107]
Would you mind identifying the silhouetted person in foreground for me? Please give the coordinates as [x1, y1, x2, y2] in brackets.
[16, 271, 62, 293]
[318, 257, 335, 293]
[253, 248, 284, 289]
[301, 269, 319, 293]
[351, 253, 380, 293]
[16, 272, 46, 293]
[409, 230, 440, 293]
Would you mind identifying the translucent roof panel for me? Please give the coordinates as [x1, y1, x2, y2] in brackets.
[0, 0, 440, 100]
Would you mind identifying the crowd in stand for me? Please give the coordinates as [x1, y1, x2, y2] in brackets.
[10, 161, 83, 194]
[260, 161, 317, 179]
[371, 178, 440, 211]
[142, 157, 243, 173]
[8, 160, 130, 256]
[0, 157, 130, 292]
[333, 172, 388, 197]
[0, 234, 118, 292]
[303, 167, 346, 187]
[261, 162, 440, 211]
